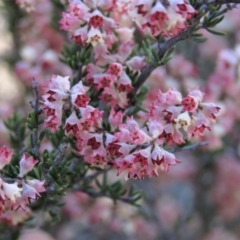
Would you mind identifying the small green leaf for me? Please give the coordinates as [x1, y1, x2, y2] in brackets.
[206, 28, 225, 36]
[192, 37, 208, 43]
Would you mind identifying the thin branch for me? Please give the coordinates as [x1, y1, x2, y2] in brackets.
[170, 141, 208, 153]
[205, 0, 240, 4]
[29, 79, 41, 158]
[72, 63, 83, 86]
[73, 187, 139, 204]
[53, 142, 68, 165]
[129, 28, 192, 97]
[78, 166, 111, 182]
[211, 3, 237, 16]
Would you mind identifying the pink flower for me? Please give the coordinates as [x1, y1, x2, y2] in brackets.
[71, 26, 88, 45]
[102, 16, 119, 34]
[22, 182, 41, 200]
[182, 95, 198, 112]
[68, 1, 90, 20]
[0, 146, 13, 170]
[96, 73, 115, 89]
[151, 144, 164, 164]
[149, 1, 168, 25]
[117, 117, 152, 144]
[59, 12, 78, 31]
[101, 87, 118, 106]
[109, 108, 124, 131]
[117, 71, 133, 93]
[88, 10, 104, 28]
[42, 101, 63, 133]
[79, 106, 103, 131]
[93, 43, 110, 62]
[117, 41, 134, 62]
[71, 81, 90, 108]
[107, 141, 135, 158]
[18, 153, 38, 177]
[126, 56, 147, 71]
[147, 119, 164, 138]
[169, 0, 197, 19]
[107, 62, 123, 77]
[200, 103, 221, 121]
[26, 179, 46, 193]
[158, 89, 182, 106]
[64, 112, 80, 136]
[115, 154, 134, 177]
[43, 75, 70, 100]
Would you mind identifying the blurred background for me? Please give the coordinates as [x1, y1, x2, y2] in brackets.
[1, 1, 240, 240]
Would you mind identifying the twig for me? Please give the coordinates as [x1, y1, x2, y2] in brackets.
[205, 0, 240, 4]
[78, 165, 111, 182]
[211, 3, 237, 17]
[129, 28, 192, 98]
[29, 79, 41, 157]
[72, 63, 83, 86]
[170, 141, 208, 153]
[53, 142, 68, 165]
[73, 187, 138, 204]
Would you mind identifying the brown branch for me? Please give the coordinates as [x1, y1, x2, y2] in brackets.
[53, 142, 68, 165]
[29, 79, 42, 158]
[129, 28, 192, 98]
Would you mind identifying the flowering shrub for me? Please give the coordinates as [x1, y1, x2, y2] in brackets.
[1, 0, 240, 239]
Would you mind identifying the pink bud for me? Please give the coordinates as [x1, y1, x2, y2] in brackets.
[18, 153, 38, 177]
[0, 146, 13, 170]
[109, 108, 123, 131]
[26, 179, 46, 193]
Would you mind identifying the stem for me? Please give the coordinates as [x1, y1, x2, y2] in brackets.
[29, 79, 41, 158]
[73, 187, 138, 204]
[170, 141, 208, 153]
[53, 142, 68, 165]
[78, 166, 111, 182]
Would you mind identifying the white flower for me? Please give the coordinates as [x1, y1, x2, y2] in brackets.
[174, 111, 191, 131]
[2, 182, 22, 202]
[87, 27, 104, 47]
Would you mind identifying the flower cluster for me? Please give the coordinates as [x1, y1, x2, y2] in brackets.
[60, 0, 197, 48]
[60, 0, 118, 47]
[85, 44, 147, 108]
[129, 0, 197, 37]
[42, 75, 220, 179]
[42, 75, 91, 132]
[0, 147, 45, 216]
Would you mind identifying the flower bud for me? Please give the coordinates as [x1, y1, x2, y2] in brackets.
[0, 146, 13, 170]
[18, 153, 38, 177]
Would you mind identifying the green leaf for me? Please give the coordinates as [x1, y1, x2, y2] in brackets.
[209, 16, 224, 27]
[192, 37, 208, 43]
[206, 28, 225, 36]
